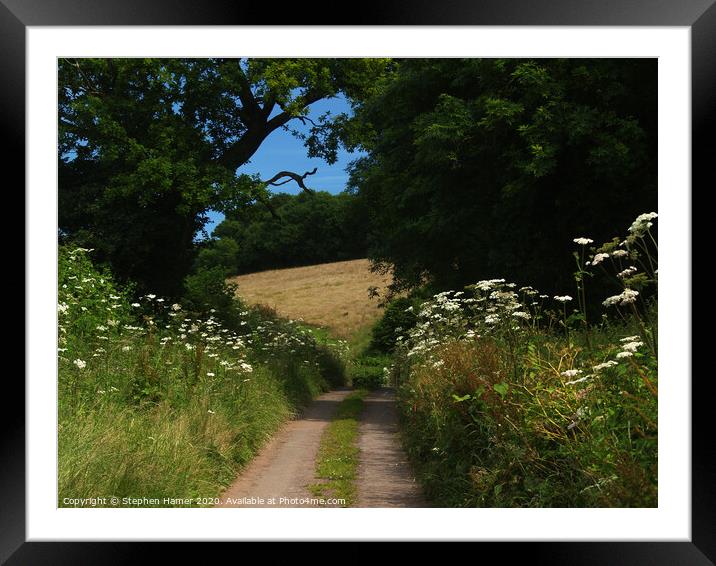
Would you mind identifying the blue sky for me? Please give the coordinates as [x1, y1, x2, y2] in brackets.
[204, 94, 365, 236]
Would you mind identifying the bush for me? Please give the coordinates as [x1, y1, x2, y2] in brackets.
[369, 296, 421, 353]
[182, 265, 238, 319]
[349, 354, 391, 389]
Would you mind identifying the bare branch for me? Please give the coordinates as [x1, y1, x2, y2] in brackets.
[262, 168, 318, 194]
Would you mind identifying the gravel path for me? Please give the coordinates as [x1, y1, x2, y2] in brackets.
[356, 388, 426, 507]
[217, 388, 352, 508]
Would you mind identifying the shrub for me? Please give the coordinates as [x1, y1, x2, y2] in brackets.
[369, 296, 421, 353]
[349, 354, 391, 389]
[182, 265, 238, 320]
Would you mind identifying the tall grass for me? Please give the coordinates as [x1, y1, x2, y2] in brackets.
[58, 247, 346, 507]
[391, 213, 658, 507]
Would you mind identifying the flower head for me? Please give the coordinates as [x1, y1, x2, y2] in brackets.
[628, 212, 658, 237]
[591, 253, 609, 266]
[593, 360, 618, 372]
[603, 289, 639, 307]
[573, 237, 594, 246]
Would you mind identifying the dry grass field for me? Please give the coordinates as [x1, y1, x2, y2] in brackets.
[228, 259, 392, 339]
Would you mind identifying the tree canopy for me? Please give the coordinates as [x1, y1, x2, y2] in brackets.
[58, 58, 390, 296]
[341, 58, 657, 299]
[202, 191, 367, 274]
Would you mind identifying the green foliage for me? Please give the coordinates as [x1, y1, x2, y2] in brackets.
[59, 58, 390, 296]
[369, 296, 422, 353]
[58, 246, 134, 342]
[343, 58, 657, 302]
[209, 191, 367, 274]
[349, 359, 387, 390]
[195, 238, 240, 273]
[392, 215, 658, 507]
[58, 247, 347, 506]
[182, 265, 238, 319]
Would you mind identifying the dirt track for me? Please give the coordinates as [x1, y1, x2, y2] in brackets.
[356, 389, 426, 507]
[217, 388, 351, 508]
[218, 387, 425, 508]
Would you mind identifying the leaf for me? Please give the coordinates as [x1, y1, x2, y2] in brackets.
[452, 393, 472, 403]
[493, 382, 509, 398]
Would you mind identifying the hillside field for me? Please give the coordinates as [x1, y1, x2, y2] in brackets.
[228, 259, 392, 339]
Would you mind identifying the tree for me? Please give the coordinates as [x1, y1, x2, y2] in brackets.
[59, 58, 389, 296]
[208, 191, 367, 273]
[341, 58, 657, 301]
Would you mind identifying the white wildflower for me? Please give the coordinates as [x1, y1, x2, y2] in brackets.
[617, 266, 638, 279]
[621, 341, 644, 352]
[619, 289, 639, 304]
[611, 249, 628, 258]
[573, 237, 594, 245]
[603, 289, 639, 307]
[628, 212, 658, 236]
[561, 369, 582, 378]
[593, 360, 618, 371]
[554, 295, 573, 303]
[591, 253, 610, 266]
[616, 351, 633, 359]
[73, 359, 86, 369]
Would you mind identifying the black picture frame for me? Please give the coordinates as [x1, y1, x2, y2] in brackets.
[6, 0, 710, 561]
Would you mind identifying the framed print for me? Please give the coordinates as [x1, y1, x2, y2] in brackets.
[6, 0, 711, 561]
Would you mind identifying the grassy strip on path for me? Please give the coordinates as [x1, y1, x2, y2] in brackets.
[309, 389, 368, 507]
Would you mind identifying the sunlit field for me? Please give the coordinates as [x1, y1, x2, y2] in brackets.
[228, 259, 392, 339]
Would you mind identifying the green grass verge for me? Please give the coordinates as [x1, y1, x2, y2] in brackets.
[57, 246, 345, 507]
[308, 389, 368, 506]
